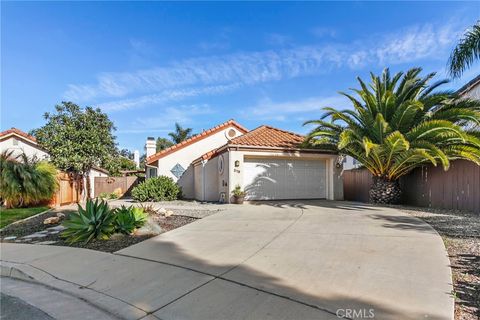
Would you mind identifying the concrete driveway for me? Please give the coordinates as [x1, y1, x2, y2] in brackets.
[117, 201, 453, 320]
[1, 201, 453, 320]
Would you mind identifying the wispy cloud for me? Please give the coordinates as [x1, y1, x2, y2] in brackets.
[64, 22, 461, 111]
[241, 95, 350, 121]
[265, 33, 292, 46]
[96, 83, 241, 112]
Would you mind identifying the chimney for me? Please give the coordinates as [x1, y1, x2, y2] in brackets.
[145, 137, 156, 158]
[133, 150, 140, 168]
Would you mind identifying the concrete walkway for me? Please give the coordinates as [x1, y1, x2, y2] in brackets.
[0, 201, 453, 320]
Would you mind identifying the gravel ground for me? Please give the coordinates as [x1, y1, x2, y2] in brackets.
[389, 205, 480, 320]
[0, 208, 199, 253]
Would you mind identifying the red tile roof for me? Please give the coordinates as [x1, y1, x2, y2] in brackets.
[229, 125, 305, 148]
[0, 128, 37, 143]
[196, 125, 308, 162]
[146, 119, 248, 165]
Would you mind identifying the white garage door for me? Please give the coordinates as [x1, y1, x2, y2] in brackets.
[243, 158, 327, 200]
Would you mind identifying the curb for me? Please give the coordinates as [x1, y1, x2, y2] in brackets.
[0, 261, 148, 320]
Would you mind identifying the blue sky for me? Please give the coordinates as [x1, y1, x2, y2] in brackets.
[2, 1, 480, 152]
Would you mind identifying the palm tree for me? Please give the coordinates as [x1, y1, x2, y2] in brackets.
[168, 123, 193, 144]
[448, 21, 480, 78]
[304, 68, 480, 204]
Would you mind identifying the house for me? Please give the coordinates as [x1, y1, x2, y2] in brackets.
[0, 127, 109, 201]
[145, 120, 343, 202]
[458, 74, 480, 100]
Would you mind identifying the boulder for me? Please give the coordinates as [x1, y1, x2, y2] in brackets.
[165, 210, 174, 217]
[43, 216, 60, 225]
[56, 212, 66, 219]
[158, 207, 167, 214]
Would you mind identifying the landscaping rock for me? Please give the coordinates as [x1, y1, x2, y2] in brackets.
[46, 225, 65, 232]
[165, 210, 174, 217]
[23, 233, 47, 239]
[56, 212, 65, 219]
[3, 236, 17, 241]
[43, 217, 60, 225]
[158, 207, 167, 215]
[36, 241, 58, 245]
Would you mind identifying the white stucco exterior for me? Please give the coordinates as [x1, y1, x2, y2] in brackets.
[147, 124, 245, 199]
[0, 133, 49, 160]
[193, 149, 343, 203]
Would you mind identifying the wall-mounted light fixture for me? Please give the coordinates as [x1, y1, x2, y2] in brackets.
[234, 160, 240, 167]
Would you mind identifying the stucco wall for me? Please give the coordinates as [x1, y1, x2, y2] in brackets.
[193, 158, 220, 202]
[152, 125, 243, 199]
[0, 136, 49, 160]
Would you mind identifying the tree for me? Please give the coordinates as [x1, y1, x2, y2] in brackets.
[168, 123, 193, 144]
[156, 137, 174, 152]
[304, 68, 480, 204]
[119, 148, 134, 160]
[33, 102, 117, 199]
[448, 21, 480, 78]
[103, 153, 137, 176]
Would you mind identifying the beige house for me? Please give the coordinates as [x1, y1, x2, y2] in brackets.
[146, 120, 343, 203]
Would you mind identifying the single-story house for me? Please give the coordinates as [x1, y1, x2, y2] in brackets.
[0, 127, 109, 202]
[145, 120, 343, 202]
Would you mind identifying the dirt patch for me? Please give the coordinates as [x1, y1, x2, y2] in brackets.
[395, 206, 480, 320]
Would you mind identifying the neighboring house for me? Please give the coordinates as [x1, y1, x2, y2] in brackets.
[0, 127, 108, 200]
[342, 156, 361, 170]
[458, 74, 480, 100]
[146, 120, 343, 202]
[0, 128, 49, 160]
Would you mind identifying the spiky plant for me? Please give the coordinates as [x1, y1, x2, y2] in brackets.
[449, 21, 480, 78]
[62, 199, 115, 243]
[304, 68, 480, 204]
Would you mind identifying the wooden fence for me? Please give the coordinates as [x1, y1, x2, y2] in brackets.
[50, 172, 81, 207]
[94, 176, 142, 198]
[343, 160, 480, 214]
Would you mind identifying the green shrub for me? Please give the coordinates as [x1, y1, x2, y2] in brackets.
[108, 192, 119, 199]
[98, 192, 109, 199]
[0, 151, 58, 208]
[61, 199, 115, 244]
[131, 176, 180, 202]
[113, 205, 147, 234]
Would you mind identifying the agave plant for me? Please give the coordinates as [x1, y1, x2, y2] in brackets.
[113, 205, 147, 234]
[62, 199, 115, 243]
[304, 68, 480, 204]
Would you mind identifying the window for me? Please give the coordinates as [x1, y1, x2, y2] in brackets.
[170, 163, 185, 178]
[148, 167, 157, 178]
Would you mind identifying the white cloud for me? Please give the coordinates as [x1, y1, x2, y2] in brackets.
[241, 95, 350, 121]
[64, 22, 461, 110]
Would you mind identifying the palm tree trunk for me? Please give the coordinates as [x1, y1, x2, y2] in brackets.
[369, 176, 401, 204]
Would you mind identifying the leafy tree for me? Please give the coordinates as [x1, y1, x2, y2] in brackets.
[119, 148, 134, 160]
[304, 68, 480, 204]
[168, 122, 193, 144]
[32, 102, 117, 199]
[0, 151, 58, 208]
[103, 153, 137, 176]
[156, 137, 174, 152]
[449, 21, 480, 78]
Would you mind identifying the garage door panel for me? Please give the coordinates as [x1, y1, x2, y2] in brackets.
[244, 158, 327, 200]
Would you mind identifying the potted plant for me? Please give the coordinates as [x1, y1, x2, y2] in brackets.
[232, 185, 246, 204]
